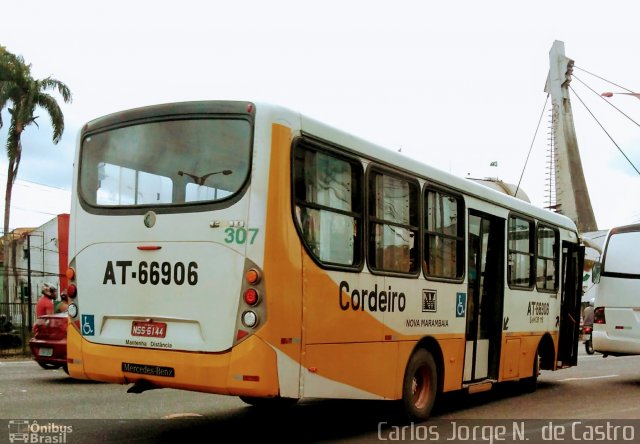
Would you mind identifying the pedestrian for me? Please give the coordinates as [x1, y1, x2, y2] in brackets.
[55, 291, 69, 313]
[36, 283, 57, 318]
[583, 300, 594, 328]
[0, 313, 14, 333]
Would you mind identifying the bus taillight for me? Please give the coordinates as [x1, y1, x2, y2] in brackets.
[235, 260, 265, 344]
[594, 307, 606, 324]
[244, 289, 259, 306]
[67, 284, 77, 299]
[245, 268, 261, 285]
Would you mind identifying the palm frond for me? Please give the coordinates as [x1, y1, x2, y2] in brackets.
[40, 78, 72, 103]
[35, 93, 65, 143]
[0, 46, 71, 193]
[0, 51, 31, 88]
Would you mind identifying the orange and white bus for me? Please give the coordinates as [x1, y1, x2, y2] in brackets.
[66, 100, 584, 420]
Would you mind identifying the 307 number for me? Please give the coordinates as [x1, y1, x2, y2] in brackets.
[224, 227, 259, 245]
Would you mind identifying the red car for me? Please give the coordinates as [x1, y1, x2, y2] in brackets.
[29, 313, 68, 374]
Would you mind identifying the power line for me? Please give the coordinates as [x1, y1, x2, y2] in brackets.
[574, 66, 635, 93]
[516, 94, 550, 197]
[569, 85, 640, 177]
[0, 172, 71, 192]
[11, 204, 64, 217]
[0, 176, 70, 226]
[0, 268, 63, 278]
[573, 75, 640, 128]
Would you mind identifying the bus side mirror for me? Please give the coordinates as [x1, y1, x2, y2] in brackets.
[592, 262, 601, 284]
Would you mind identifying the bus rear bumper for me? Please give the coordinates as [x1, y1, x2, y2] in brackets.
[67, 326, 280, 397]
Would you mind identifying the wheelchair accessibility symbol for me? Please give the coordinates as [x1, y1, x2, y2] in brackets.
[456, 293, 467, 318]
[81, 314, 95, 336]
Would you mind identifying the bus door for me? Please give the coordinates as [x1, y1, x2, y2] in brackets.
[464, 212, 505, 382]
[557, 241, 584, 367]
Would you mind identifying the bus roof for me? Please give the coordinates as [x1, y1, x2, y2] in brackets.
[290, 106, 578, 232]
[81, 99, 578, 233]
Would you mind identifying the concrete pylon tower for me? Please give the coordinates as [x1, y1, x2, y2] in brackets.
[544, 40, 598, 233]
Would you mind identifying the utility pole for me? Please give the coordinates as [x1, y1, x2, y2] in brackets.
[545, 40, 598, 233]
[26, 233, 33, 331]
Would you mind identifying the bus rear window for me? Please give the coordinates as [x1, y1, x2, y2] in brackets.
[80, 118, 251, 207]
[604, 231, 640, 275]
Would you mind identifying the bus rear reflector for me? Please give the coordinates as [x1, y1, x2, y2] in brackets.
[236, 329, 249, 341]
[137, 245, 162, 251]
[242, 375, 260, 382]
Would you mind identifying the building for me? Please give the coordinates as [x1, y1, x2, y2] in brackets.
[0, 214, 69, 304]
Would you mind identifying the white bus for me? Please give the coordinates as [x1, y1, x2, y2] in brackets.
[592, 223, 640, 355]
[65, 101, 584, 420]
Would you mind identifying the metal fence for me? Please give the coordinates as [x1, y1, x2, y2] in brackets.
[0, 302, 37, 356]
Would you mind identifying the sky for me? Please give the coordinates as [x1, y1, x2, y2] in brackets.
[1, 0, 639, 232]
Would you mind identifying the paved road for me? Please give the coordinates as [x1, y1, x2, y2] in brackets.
[1, 349, 639, 443]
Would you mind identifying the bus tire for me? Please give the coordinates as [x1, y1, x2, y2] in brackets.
[38, 362, 62, 370]
[239, 396, 298, 408]
[402, 348, 437, 421]
[521, 348, 540, 393]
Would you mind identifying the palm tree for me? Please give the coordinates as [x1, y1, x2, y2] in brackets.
[0, 46, 72, 302]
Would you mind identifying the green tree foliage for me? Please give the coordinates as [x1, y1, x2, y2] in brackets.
[0, 46, 72, 301]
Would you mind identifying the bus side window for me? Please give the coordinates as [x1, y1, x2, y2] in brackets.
[292, 143, 363, 268]
[507, 215, 534, 288]
[424, 189, 464, 279]
[536, 224, 559, 292]
[368, 170, 419, 274]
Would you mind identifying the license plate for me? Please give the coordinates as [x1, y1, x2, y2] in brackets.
[38, 348, 53, 357]
[131, 321, 167, 338]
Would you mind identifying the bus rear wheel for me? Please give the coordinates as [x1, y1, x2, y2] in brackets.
[402, 349, 437, 421]
[521, 348, 540, 393]
[37, 362, 62, 370]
